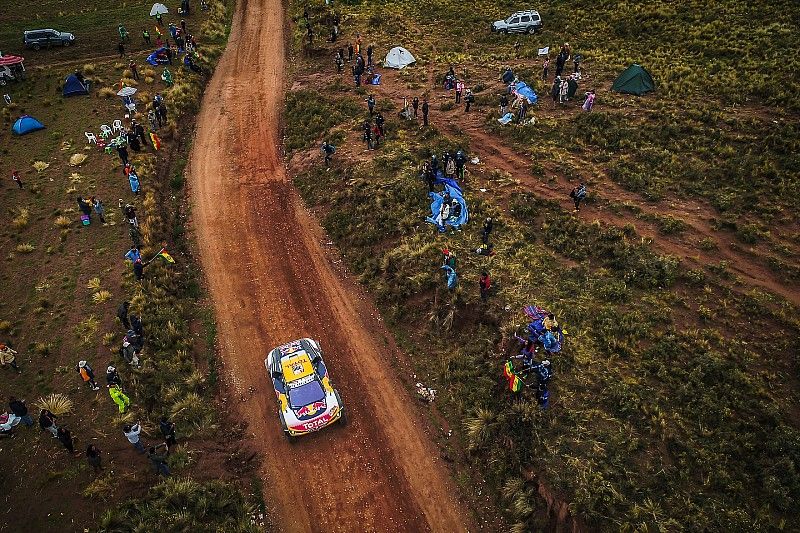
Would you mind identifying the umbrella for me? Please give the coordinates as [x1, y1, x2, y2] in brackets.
[117, 86, 137, 97]
[150, 3, 168, 16]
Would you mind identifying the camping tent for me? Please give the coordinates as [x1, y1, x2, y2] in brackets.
[12, 115, 45, 135]
[384, 46, 416, 69]
[146, 47, 170, 66]
[611, 64, 654, 95]
[62, 74, 88, 97]
[150, 3, 168, 16]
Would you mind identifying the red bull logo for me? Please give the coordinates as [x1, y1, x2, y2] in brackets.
[295, 400, 326, 418]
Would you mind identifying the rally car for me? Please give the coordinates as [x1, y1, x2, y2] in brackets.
[265, 338, 345, 440]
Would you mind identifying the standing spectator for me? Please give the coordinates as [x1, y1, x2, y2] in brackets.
[117, 144, 129, 166]
[142, 28, 151, 44]
[148, 445, 171, 476]
[479, 271, 491, 301]
[335, 53, 343, 72]
[499, 94, 509, 115]
[411, 96, 419, 118]
[148, 108, 159, 130]
[455, 150, 467, 181]
[57, 426, 75, 454]
[11, 170, 23, 189]
[321, 140, 335, 167]
[117, 301, 131, 329]
[131, 314, 143, 336]
[109, 384, 130, 413]
[124, 423, 145, 453]
[118, 42, 125, 58]
[366, 94, 376, 115]
[77, 361, 101, 390]
[570, 183, 587, 212]
[106, 364, 122, 388]
[455, 79, 464, 104]
[181, 19, 187, 34]
[156, 11, 164, 26]
[559, 77, 569, 104]
[91, 197, 106, 224]
[122, 202, 139, 228]
[482, 217, 493, 244]
[573, 54, 582, 74]
[464, 89, 475, 112]
[118, 24, 129, 42]
[366, 45, 373, 67]
[542, 57, 550, 80]
[133, 258, 144, 281]
[8, 397, 33, 427]
[347, 42, 353, 61]
[555, 52, 565, 78]
[582, 90, 596, 112]
[86, 445, 104, 474]
[39, 409, 58, 437]
[77, 196, 92, 220]
[422, 98, 429, 127]
[160, 417, 177, 449]
[134, 121, 148, 146]
[125, 245, 142, 263]
[445, 157, 456, 180]
[158, 102, 168, 124]
[362, 121, 372, 150]
[551, 77, 560, 103]
[129, 60, 139, 81]
[518, 98, 529, 123]
[372, 121, 383, 148]
[0, 343, 21, 373]
[375, 112, 385, 137]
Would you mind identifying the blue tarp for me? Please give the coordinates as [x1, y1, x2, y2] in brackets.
[62, 74, 88, 97]
[514, 81, 538, 104]
[498, 112, 514, 125]
[441, 265, 458, 289]
[426, 183, 469, 232]
[146, 47, 170, 66]
[369, 73, 382, 85]
[12, 115, 45, 135]
[432, 170, 463, 194]
[523, 305, 564, 353]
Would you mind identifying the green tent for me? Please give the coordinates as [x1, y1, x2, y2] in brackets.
[611, 64, 655, 95]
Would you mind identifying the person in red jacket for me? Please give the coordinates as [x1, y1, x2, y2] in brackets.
[479, 271, 491, 301]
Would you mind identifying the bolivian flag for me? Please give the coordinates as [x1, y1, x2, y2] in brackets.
[150, 132, 161, 150]
[503, 360, 523, 393]
[157, 247, 175, 263]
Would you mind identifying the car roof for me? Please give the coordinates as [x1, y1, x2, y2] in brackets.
[25, 29, 58, 34]
[280, 351, 315, 384]
[512, 10, 540, 15]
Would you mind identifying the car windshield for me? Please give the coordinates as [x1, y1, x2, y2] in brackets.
[288, 379, 325, 409]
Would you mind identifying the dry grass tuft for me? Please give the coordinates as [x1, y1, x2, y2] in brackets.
[37, 393, 74, 416]
[16, 243, 35, 253]
[92, 290, 113, 304]
[12, 208, 29, 229]
[54, 215, 72, 228]
[33, 161, 50, 172]
[98, 87, 117, 98]
[69, 153, 88, 166]
[86, 277, 102, 290]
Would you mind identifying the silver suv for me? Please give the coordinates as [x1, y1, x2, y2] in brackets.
[491, 11, 543, 34]
[23, 29, 75, 50]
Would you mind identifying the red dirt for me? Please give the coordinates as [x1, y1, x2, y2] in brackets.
[186, 0, 470, 531]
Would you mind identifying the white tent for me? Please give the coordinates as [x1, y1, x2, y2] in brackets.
[150, 3, 169, 16]
[384, 47, 416, 69]
[117, 86, 137, 97]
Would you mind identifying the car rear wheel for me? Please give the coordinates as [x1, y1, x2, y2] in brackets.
[63, 40, 70, 46]
[527, 26, 536, 35]
[33, 43, 41, 51]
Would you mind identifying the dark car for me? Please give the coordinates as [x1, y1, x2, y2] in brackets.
[23, 29, 75, 50]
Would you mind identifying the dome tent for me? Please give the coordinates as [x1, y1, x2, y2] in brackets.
[384, 46, 416, 69]
[611, 64, 655, 95]
[62, 74, 88, 97]
[12, 115, 45, 135]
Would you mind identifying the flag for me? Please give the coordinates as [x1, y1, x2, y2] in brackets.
[538, 46, 549, 56]
[157, 247, 175, 263]
[150, 132, 161, 150]
[503, 361, 523, 393]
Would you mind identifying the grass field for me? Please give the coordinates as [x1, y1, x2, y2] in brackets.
[286, 0, 800, 530]
[0, 1, 260, 531]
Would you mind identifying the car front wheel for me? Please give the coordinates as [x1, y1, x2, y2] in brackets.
[63, 40, 70, 46]
[33, 43, 41, 51]
[527, 26, 536, 35]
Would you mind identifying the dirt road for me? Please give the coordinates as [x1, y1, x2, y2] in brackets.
[187, 0, 470, 531]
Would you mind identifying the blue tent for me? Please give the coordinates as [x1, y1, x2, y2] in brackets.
[62, 74, 88, 97]
[513, 81, 538, 104]
[426, 183, 469, 232]
[146, 47, 170, 66]
[12, 115, 45, 135]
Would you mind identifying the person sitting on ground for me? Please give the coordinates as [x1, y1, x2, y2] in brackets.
[450, 198, 462, 220]
[543, 313, 558, 331]
[538, 329, 559, 353]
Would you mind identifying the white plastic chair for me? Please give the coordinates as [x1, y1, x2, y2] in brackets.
[100, 124, 113, 138]
[125, 102, 137, 113]
[84, 132, 98, 144]
[112, 119, 124, 133]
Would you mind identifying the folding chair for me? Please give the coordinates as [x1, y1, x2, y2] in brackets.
[84, 132, 98, 144]
[100, 124, 113, 138]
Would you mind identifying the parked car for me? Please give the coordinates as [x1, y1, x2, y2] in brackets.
[23, 29, 75, 50]
[265, 338, 345, 441]
[491, 11, 543, 34]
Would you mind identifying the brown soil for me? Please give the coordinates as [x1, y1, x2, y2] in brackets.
[186, 0, 470, 531]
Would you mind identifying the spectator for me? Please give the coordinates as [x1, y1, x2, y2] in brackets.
[455, 79, 464, 104]
[123, 423, 145, 453]
[8, 397, 33, 427]
[125, 245, 142, 263]
[109, 384, 130, 413]
[412, 96, 419, 118]
[86, 445, 104, 474]
[422, 98, 429, 127]
[482, 217, 493, 244]
[57, 426, 75, 454]
[582, 90, 596, 112]
[0, 343, 21, 373]
[77, 360, 101, 390]
[366, 94, 375, 115]
[117, 144, 129, 166]
[160, 416, 177, 449]
[118, 42, 125, 58]
[91, 197, 106, 224]
[129, 60, 139, 81]
[39, 409, 58, 437]
[77, 196, 92, 220]
[142, 29, 151, 44]
[542, 57, 550, 80]
[106, 364, 122, 388]
[117, 301, 131, 329]
[11, 170, 23, 189]
[130, 315, 144, 337]
[464, 89, 475, 112]
[479, 271, 491, 301]
[148, 444, 171, 476]
[133, 258, 144, 281]
[570, 183, 587, 212]
[322, 141, 335, 167]
[500, 94, 508, 116]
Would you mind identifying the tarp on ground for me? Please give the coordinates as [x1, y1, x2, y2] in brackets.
[523, 305, 564, 353]
[426, 183, 469, 232]
[384, 46, 416, 69]
[498, 112, 514, 125]
[12, 115, 44, 135]
[611, 64, 655, 95]
[0, 54, 24, 66]
[369, 73, 382, 85]
[146, 47, 170, 66]
[432, 170, 463, 194]
[513, 81, 538, 104]
[62, 74, 88, 96]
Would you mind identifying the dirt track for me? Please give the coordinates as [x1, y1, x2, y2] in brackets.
[187, 0, 469, 531]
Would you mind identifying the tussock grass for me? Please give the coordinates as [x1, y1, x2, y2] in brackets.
[54, 215, 72, 228]
[37, 393, 73, 416]
[69, 153, 87, 166]
[32, 161, 50, 172]
[12, 208, 29, 229]
[15, 243, 35, 253]
[98, 87, 117, 98]
[92, 290, 113, 304]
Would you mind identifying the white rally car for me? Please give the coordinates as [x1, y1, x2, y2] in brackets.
[265, 338, 345, 440]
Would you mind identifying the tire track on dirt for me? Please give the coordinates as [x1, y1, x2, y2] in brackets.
[186, 0, 470, 531]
